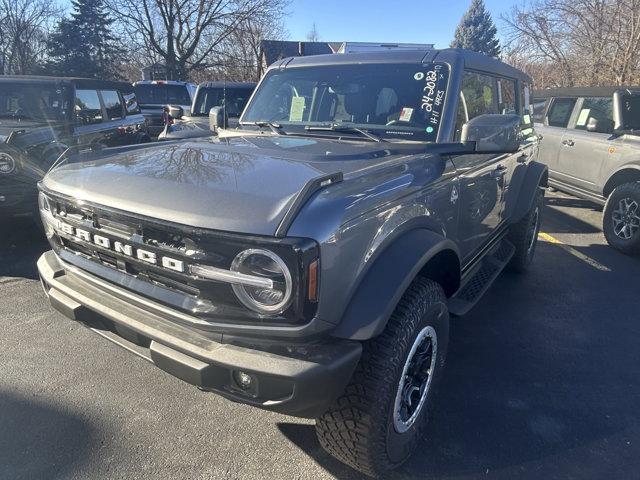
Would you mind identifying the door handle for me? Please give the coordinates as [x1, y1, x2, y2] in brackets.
[562, 139, 575, 147]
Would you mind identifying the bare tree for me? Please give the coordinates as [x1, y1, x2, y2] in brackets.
[0, 0, 60, 74]
[306, 22, 320, 42]
[220, 12, 288, 81]
[502, 0, 640, 88]
[106, 0, 288, 80]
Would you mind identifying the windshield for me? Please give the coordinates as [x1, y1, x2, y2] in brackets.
[134, 84, 191, 106]
[621, 94, 640, 131]
[242, 63, 450, 142]
[0, 83, 66, 122]
[192, 87, 253, 117]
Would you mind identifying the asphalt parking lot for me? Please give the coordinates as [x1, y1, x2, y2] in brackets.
[2, 190, 640, 480]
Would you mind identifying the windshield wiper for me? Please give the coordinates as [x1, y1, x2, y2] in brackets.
[243, 121, 285, 135]
[305, 124, 385, 142]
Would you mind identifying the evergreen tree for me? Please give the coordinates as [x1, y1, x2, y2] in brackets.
[450, 0, 501, 58]
[47, 0, 122, 78]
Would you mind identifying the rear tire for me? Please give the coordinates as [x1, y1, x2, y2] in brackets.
[603, 182, 640, 255]
[507, 188, 543, 273]
[315, 278, 449, 478]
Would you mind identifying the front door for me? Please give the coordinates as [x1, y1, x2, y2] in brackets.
[454, 153, 506, 260]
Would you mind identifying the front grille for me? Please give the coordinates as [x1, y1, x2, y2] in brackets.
[42, 191, 315, 326]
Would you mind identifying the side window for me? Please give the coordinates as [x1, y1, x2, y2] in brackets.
[574, 96, 614, 134]
[532, 99, 547, 123]
[460, 72, 499, 119]
[455, 73, 516, 140]
[498, 78, 517, 114]
[100, 90, 124, 120]
[546, 97, 576, 127]
[75, 89, 103, 125]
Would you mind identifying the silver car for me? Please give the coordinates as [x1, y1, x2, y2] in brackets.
[534, 87, 640, 253]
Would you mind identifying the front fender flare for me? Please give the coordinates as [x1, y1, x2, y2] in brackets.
[332, 229, 460, 341]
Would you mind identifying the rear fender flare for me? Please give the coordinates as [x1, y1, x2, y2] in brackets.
[332, 229, 460, 341]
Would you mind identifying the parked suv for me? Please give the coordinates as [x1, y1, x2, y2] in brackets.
[133, 80, 196, 136]
[159, 81, 256, 140]
[37, 49, 546, 477]
[0, 76, 149, 219]
[534, 87, 640, 253]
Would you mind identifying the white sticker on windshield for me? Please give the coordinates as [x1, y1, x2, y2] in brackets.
[399, 107, 414, 122]
[289, 96, 306, 122]
[576, 108, 591, 126]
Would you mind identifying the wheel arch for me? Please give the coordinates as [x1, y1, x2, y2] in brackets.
[331, 229, 460, 341]
[603, 166, 640, 198]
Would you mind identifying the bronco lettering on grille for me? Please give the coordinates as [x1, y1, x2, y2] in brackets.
[56, 219, 185, 273]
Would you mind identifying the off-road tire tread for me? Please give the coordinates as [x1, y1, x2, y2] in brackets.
[315, 278, 446, 478]
[507, 188, 543, 273]
[603, 182, 640, 255]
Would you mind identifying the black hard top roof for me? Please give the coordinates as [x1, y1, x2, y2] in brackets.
[0, 75, 133, 91]
[271, 48, 532, 83]
[197, 81, 256, 89]
[532, 86, 640, 98]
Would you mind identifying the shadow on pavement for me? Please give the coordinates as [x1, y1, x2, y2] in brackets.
[0, 217, 48, 280]
[0, 391, 95, 480]
[545, 195, 602, 212]
[543, 202, 601, 234]
[277, 423, 368, 480]
[278, 240, 640, 479]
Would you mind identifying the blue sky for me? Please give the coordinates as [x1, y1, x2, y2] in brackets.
[285, 0, 515, 48]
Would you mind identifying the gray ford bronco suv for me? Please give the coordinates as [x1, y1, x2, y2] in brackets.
[37, 49, 547, 477]
[534, 87, 640, 254]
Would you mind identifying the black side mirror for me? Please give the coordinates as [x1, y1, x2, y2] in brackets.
[167, 105, 184, 119]
[209, 106, 228, 131]
[461, 114, 521, 153]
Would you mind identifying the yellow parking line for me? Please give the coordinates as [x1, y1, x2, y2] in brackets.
[538, 232, 611, 272]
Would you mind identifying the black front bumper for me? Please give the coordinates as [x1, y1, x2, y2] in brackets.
[38, 251, 361, 418]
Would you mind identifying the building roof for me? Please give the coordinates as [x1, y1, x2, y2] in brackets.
[269, 48, 533, 83]
[533, 86, 640, 98]
[260, 40, 339, 67]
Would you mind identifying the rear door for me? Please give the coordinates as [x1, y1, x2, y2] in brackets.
[501, 79, 540, 223]
[538, 97, 577, 175]
[556, 96, 615, 194]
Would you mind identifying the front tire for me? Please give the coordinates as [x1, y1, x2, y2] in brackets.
[603, 182, 640, 255]
[315, 278, 449, 478]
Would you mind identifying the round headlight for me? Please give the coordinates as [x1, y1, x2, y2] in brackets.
[230, 249, 292, 314]
[0, 152, 16, 174]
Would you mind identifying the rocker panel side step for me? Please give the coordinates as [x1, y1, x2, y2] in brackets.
[448, 239, 515, 316]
